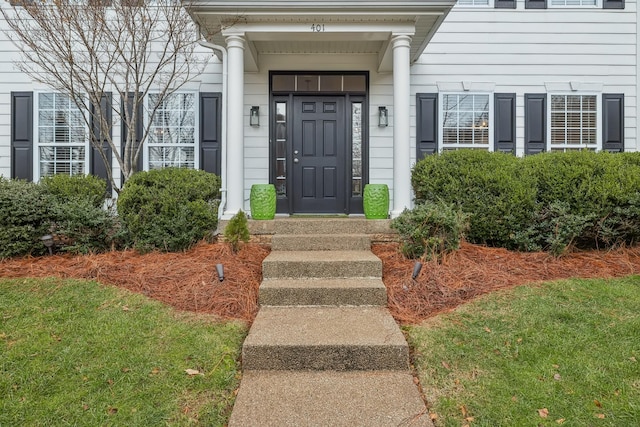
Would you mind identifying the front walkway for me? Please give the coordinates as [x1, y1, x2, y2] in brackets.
[227, 218, 433, 426]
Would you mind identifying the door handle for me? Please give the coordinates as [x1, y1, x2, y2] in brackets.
[294, 158, 299, 163]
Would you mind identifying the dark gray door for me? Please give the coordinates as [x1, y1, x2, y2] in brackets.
[292, 96, 346, 213]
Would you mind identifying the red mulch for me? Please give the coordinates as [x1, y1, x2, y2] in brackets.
[373, 242, 640, 324]
[2, 241, 640, 325]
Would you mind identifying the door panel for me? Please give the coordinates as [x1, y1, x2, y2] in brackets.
[292, 96, 346, 213]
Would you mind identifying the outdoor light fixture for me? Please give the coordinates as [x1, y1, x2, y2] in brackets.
[216, 263, 224, 282]
[41, 234, 54, 256]
[378, 106, 388, 127]
[250, 106, 260, 127]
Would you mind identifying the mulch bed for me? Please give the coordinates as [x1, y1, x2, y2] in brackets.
[2, 241, 640, 325]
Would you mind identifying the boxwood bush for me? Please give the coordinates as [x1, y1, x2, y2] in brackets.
[520, 151, 640, 251]
[117, 168, 221, 252]
[40, 174, 107, 208]
[412, 150, 537, 249]
[0, 178, 57, 258]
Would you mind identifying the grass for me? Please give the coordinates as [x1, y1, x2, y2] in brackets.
[0, 278, 246, 426]
[406, 276, 640, 427]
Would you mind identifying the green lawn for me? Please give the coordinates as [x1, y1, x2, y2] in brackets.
[0, 278, 246, 426]
[406, 276, 640, 427]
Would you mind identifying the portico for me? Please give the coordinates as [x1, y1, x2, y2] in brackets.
[189, 0, 455, 218]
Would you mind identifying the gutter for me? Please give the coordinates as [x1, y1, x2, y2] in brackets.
[198, 39, 228, 220]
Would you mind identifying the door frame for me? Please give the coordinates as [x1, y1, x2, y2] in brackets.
[269, 71, 369, 215]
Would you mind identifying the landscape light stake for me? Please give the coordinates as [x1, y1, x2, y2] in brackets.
[41, 235, 54, 256]
[216, 263, 224, 282]
[412, 261, 423, 280]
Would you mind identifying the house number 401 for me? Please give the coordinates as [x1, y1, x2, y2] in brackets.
[311, 24, 325, 32]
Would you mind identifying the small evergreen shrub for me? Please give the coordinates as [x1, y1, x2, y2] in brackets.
[224, 210, 250, 252]
[412, 150, 537, 249]
[0, 178, 57, 258]
[49, 198, 119, 254]
[117, 168, 221, 252]
[40, 174, 107, 208]
[391, 200, 469, 260]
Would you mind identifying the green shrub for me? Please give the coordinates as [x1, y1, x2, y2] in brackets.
[40, 174, 107, 208]
[224, 210, 250, 253]
[0, 178, 57, 258]
[117, 168, 221, 252]
[412, 150, 537, 249]
[391, 200, 469, 260]
[521, 151, 640, 250]
[49, 198, 119, 254]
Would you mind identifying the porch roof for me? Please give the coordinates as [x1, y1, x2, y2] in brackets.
[188, 0, 456, 72]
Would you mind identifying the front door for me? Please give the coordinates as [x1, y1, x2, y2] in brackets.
[291, 96, 346, 213]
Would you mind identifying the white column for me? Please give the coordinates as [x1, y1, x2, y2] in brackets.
[224, 35, 245, 218]
[391, 34, 412, 218]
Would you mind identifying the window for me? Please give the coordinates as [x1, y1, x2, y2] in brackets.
[35, 93, 88, 179]
[441, 93, 491, 150]
[550, 0, 597, 6]
[456, 0, 491, 6]
[147, 92, 197, 169]
[549, 94, 598, 151]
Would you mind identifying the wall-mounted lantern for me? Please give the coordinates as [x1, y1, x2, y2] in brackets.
[250, 106, 260, 127]
[378, 106, 388, 127]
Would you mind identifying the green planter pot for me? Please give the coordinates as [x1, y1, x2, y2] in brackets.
[250, 184, 276, 220]
[363, 184, 389, 219]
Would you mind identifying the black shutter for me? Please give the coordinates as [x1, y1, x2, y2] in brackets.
[90, 93, 113, 194]
[602, 94, 624, 152]
[494, 93, 516, 154]
[200, 92, 222, 175]
[525, 0, 547, 8]
[603, 0, 624, 8]
[416, 93, 438, 161]
[495, 0, 516, 8]
[121, 93, 144, 175]
[11, 92, 33, 181]
[524, 94, 547, 154]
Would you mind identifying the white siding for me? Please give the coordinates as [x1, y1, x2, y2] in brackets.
[413, 3, 638, 155]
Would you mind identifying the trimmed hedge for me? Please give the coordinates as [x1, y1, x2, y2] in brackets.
[117, 168, 221, 252]
[411, 150, 640, 254]
[412, 150, 537, 249]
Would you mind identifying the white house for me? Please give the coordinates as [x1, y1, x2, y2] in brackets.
[0, 0, 634, 219]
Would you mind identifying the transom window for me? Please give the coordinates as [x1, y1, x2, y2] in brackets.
[36, 93, 88, 178]
[147, 92, 197, 169]
[549, 94, 598, 151]
[441, 93, 491, 150]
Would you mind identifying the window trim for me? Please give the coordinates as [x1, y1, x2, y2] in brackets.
[144, 91, 200, 171]
[33, 91, 90, 181]
[546, 93, 602, 152]
[438, 92, 494, 152]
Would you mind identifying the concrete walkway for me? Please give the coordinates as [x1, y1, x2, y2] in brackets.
[227, 218, 432, 426]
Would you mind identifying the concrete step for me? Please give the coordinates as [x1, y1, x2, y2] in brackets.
[262, 250, 382, 279]
[228, 370, 432, 426]
[259, 278, 387, 306]
[244, 217, 393, 236]
[270, 233, 371, 251]
[241, 306, 409, 371]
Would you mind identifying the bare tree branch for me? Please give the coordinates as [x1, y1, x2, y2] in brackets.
[2, 0, 209, 192]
